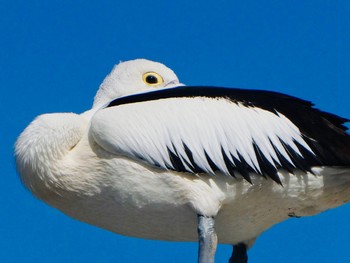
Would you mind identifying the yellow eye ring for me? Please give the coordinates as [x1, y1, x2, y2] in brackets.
[142, 72, 164, 86]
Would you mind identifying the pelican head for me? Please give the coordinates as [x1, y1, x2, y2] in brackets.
[93, 59, 182, 108]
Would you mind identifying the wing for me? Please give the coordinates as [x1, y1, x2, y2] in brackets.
[90, 86, 350, 184]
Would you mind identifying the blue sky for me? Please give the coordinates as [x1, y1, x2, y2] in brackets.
[2, 0, 350, 262]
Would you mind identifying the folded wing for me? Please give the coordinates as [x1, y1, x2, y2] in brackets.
[90, 86, 350, 184]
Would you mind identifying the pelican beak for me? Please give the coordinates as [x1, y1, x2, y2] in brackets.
[165, 80, 184, 88]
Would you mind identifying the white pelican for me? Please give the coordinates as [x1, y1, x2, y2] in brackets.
[15, 59, 350, 263]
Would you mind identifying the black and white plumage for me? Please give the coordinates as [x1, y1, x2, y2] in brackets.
[15, 59, 350, 263]
[99, 86, 350, 184]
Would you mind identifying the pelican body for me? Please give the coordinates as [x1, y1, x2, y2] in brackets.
[15, 59, 350, 263]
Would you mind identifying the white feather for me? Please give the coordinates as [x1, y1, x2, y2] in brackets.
[15, 58, 350, 253]
[91, 97, 313, 176]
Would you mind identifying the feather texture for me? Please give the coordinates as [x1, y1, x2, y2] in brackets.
[91, 96, 294, 182]
[91, 86, 350, 184]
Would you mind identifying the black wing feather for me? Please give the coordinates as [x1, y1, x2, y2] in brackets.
[107, 86, 350, 183]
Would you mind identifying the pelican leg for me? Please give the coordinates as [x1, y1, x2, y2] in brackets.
[229, 243, 248, 263]
[197, 215, 217, 263]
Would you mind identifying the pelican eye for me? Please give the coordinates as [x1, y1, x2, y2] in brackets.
[142, 72, 164, 86]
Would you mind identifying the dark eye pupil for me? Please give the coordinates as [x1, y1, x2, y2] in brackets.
[146, 75, 158, 84]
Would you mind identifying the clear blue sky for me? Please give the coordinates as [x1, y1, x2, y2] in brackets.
[2, 0, 350, 262]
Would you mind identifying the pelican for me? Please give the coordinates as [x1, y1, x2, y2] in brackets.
[15, 59, 350, 263]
